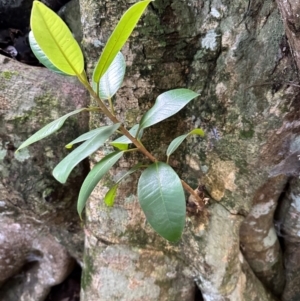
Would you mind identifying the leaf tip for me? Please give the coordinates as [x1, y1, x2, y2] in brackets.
[52, 169, 66, 184]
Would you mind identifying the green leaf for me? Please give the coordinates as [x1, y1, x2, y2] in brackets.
[92, 0, 152, 84]
[30, 1, 84, 76]
[189, 128, 205, 136]
[110, 124, 143, 150]
[166, 134, 189, 157]
[93, 52, 126, 99]
[53, 124, 120, 184]
[104, 184, 118, 207]
[139, 89, 199, 130]
[16, 108, 87, 152]
[28, 31, 67, 75]
[166, 128, 205, 157]
[137, 162, 186, 242]
[65, 127, 111, 149]
[78, 151, 124, 217]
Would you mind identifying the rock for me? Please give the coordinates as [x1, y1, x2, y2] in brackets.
[58, 0, 83, 43]
[79, 0, 299, 299]
[0, 211, 75, 301]
[0, 54, 89, 299]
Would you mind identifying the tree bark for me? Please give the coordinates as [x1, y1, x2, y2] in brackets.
[79, 0, 300, 299]
[0, 55, 89, 299]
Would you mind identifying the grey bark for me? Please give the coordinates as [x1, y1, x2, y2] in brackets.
[276, 178, 300, 301]
[79, 0, 300, 300]
[3, 0, 300, 299]
[0, 0, 300, 301]
[0, 55, 89, 300]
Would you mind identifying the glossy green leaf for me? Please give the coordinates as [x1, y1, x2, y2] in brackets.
[110, 124, 143, 150]
[53, 124, 120, 184]
[77, 151, 124, 217]
[16, 108, 87, 152]
[166, 134, 188, 157]
[137, 162, 186, 242]
[166, 128, 205, 157]
[30, 1, 84, 75]
[65, 127, 111, 149]
[104, 184, 118, 207]
[28, 31, 67, 75]
[93, 0, 151, 84]
[93, 52, 126, 99]
[139, 89, 199, 130]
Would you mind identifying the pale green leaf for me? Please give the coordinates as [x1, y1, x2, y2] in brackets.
[30, 1, 84, 75]
[93, 52, 126, 99]
[53, 124, 120, 184]
[28, 31, 67, 75]
[65, 127, 110, 149]
[110, 124, 143, 150]
[16, 108, 87, 152]
[166, 134, 189, 157]
[93, 0, 152, 84]
[104, 184, 118, 207]
[78, 151, 124, 217]
[137, 162, 186, 242]
[166, 128, 205, 157]
[139, 89, 199, 130]
[190, 128, 205, 136]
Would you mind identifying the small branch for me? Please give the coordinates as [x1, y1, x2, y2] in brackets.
[108, 97, 115, 115]
[181, 180, 205, 210]
[83, 80, 157, 162]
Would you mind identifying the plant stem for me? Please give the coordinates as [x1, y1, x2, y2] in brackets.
[181, 180, 205, 210]
[83, 80, 157, 161]
[80, 76, 205, 206]
[124, 148, 139, 153]
[108, 97, 115, 115]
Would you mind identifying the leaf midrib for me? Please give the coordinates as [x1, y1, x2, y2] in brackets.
[36, 3, 80, 76]
[155, 163, 173, 225]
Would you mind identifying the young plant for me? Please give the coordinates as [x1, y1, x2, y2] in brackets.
[17, 0, 205, 242]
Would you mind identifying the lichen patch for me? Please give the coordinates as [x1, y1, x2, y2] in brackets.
[263, 228, 277, 248]
[203, 156, 237, 201]
[201, 30, 220, 51]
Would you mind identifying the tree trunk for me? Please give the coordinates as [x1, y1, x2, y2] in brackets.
[79, 0, 300, 299]
[0, 55, 89, 300]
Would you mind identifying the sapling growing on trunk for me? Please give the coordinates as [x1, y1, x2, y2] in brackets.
[17, 0, 205, 242]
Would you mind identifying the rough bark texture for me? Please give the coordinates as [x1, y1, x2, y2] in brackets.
[3, 0, 300, 299]
[240, 175, 287, 295]
[0, 55, 89, 300]
[277, 178, 300, 301]
[79, 0, 300, 300]
[276, 0, 300, 72]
